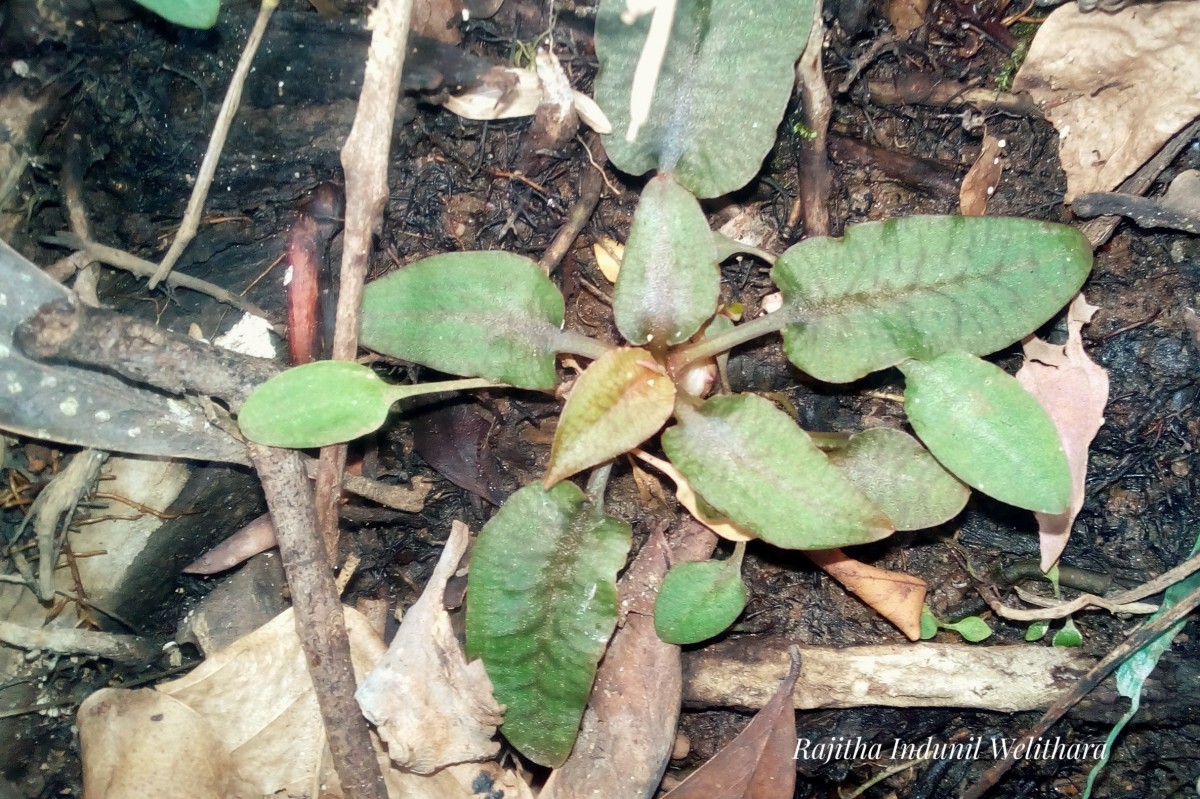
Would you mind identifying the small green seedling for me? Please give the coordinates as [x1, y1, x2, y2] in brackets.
[237, 0, 1093, 767]
[920, 605, 993, 643]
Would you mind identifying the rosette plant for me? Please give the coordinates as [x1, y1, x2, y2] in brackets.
[238, 0, 1092, 767]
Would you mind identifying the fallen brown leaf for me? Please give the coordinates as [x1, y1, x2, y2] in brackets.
[79, 688, 256, 799]
[886, 0, 928, 38]
[156, 607, 386, 797]
[805, 548, 926, 640]
[1017, 293, 1108, 571]
[662, 647, 801, 799]
[1014, 3, 1200, 202]
[356, 520, 503, 773]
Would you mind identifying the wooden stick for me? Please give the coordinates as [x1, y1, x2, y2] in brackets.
[314, 0, 415, 559]
[147, 0, 279, 289]
[248, 445, 387, 799]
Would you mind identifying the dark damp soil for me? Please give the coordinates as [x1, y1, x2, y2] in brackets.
[1, 0, 1198, 797]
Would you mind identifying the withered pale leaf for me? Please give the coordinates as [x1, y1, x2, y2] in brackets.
[1014, 3, 1200, 201]
[356, 520, 504, 773]
[1017, 293, 1109, 571]
[157, 607, 385, 797]
[662, 648, 801, 799]
[79, 688, 256, 799]
[805, 549, 926, 641]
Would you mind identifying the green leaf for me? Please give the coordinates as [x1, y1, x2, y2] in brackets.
[944, 616, 993, 643]
[239, 361, 391, 447]
[465, 482, 632, 767]
[771, 216, 1092, 382]
[132, 0, 219, 28]
[654, 543, 747, 645]
[900, 352, 1071, 514]
[919, 605, 939, 640]
[594, 0, 814, 198]
[238, 361, 498, 448]
[613, 174, 720, 346]
[1025, 619, 1050, 641]
[826, 427, 969, 530]
[661, 394, 895, 549]
[1052, 617, 1084, 647]
[546, 348, 675, 486]
[361, 252, 566, 389]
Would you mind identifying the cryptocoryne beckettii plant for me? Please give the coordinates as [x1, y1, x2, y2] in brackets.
[238, 0, 1092, 767]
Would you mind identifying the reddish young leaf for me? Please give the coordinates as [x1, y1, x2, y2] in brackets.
[662, 649, 800, 799]
[545, 347, 675, 486]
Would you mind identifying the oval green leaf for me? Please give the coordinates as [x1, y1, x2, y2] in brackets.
[238, 361, 392, 448]
[594, 0, 814, 198]
[133, 0, 219, 28]
[946, 616, 993, 643]
[771, 216, 1092, 382]
[465, 482, 632, 767]
[661, 394, 895, 549]
[900, 351, 1071, 514]
[546, 348, 675, 486]
[827, 427, 969, 530]
[654, 548, 747, 645]
[614, 174, 720, 346]
[361, 252, 566, 389]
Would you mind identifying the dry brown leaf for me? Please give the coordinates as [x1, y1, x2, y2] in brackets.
[886, 0, 928, 37]
[633, 450, 755, 542]
[1014, 3, 1200, 202]
[1017, 293, 1108, 572]
[83, 585, 528, 798]
[662, 648, 800, 799]
[79, 688, 257, 799]
[541, 520, 718, 799]
[356, 520, 503, 773]
[804, 549, 926, 641]
[959, 134, 1005, 216]
[156, 607, 386, 797]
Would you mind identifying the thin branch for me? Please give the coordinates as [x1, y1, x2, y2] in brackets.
[44, 233, 279, 331]
[961, 579, 1200, 799]
[248, 445, 387, 799]
[315, 0, 416, 558]
[147, 0, 280, 288]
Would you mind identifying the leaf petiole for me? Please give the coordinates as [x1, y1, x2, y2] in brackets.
[668, 311, 791, 373]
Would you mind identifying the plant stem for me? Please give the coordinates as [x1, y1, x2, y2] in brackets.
[586, 461, 614, 511]
[386, 377, 502, 404]
[668, 311, 791, 372]
[557, 329, 616, 361]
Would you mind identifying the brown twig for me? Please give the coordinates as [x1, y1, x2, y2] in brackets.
[314, 0, 416, 561]
[247, 445, 387, 799]
[961, 579, 1200, 798]
[828, 134, 962, 198]
[43, 232, 280, 332]
[789, 5, 833, 235]
[148, 0, 280, 289]
[1074, 117, 1200, 247]
[14, 298, 280, 409]
[14, 294, 387, 798]
[539, 147, 606, 276]
[864, 73, 1041, 117]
